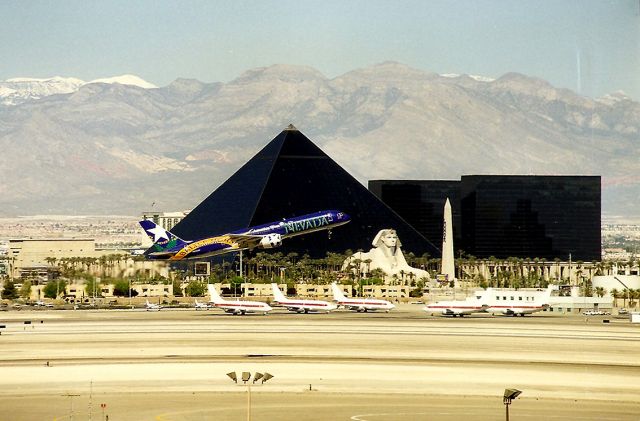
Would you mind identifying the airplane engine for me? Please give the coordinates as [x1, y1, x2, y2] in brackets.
[259, 233, 282, 249]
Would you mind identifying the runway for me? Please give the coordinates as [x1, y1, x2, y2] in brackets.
[1, 306, 639, 420]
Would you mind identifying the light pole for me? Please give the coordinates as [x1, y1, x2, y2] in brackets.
[226, 371, 274, 421]
[63, 393, 80, 421]
[503, 388, 522, 421]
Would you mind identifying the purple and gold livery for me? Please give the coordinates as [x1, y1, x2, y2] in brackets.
[139, 210, 350, 261]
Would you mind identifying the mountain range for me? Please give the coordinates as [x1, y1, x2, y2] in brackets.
[0, 62, 638, 220]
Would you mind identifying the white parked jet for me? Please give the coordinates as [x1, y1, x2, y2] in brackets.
[35, 300, 53, 308]
[194, 299, 211, 310]
[480, 286, 554, 316]
[271, 283, 337, 313]
[145, 300, 162, 311]
[331, 282, 395, 312]
[424, 298, 488, 317]
[207, 284, 272, 315]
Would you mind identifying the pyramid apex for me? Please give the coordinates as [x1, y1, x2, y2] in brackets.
[284, 123, 298, 131]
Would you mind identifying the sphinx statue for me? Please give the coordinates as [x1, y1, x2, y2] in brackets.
[343, 229, 430, 281]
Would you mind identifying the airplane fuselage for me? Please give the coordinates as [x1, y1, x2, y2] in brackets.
[337, 298, 395, 312]
[424, 301, 487, 317]
[212, 300, 272, 315]
[276, 299, 338, 313]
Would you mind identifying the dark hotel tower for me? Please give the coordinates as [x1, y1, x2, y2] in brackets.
[369, 176, 601, 261]
[460, 175, 601, 261]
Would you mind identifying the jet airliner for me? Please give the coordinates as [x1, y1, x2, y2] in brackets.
[425, 286, 555, 317]
[139, 210, 350, 261]
[194, 299, 211, 310]
[481, 286, 555, 316]
[145, 300, 162, 311]
[271, 283, 337, 313]
[331, 282, 395, 312]
[207, 284, 272, 315]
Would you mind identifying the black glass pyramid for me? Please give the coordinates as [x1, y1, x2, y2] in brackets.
[171, 125, 439, 257]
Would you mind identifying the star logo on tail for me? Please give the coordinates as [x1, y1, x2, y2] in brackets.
[148, 226, 170, 242]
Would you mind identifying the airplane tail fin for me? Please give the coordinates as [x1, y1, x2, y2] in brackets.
[146, 300, 150, 306]
[271, 283, 287, 302]
[331, 282, 347, 301]
[139, 219, 187, 252]
[207, 284, 225, 304]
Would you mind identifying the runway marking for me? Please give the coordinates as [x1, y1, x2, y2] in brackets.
[350, 413, 625, 421]
[351, 412, 476, 420]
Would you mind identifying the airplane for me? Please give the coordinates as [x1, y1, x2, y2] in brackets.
[330, 282, 395, 312]
[207, 284, 272, 315]
[145, 300, 162, 311]
[139, 210, 350, 261]
[194, 299, 212, 310]
[271, 283, 337, 313]
[480, 286, 555, 316]
[424, 298, 488, 317]
[34, 300, 53, 308]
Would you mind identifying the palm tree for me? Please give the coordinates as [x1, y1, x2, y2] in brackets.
[398, 269, 406, 285]
[611, 288, 619, 307]
[595, 286, 605, 298]
[363, 258, 372, 276]
[633, 289, 640, 309]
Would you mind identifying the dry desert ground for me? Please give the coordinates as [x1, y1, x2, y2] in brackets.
[1, 305, 639, 420]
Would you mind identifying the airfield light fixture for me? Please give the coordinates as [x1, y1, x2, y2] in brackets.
[503, 388, 522, 421]
[241, 371, 251, 383]
[225, 371, 275, 421]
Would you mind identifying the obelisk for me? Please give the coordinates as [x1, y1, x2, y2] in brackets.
[441, 198, 456, 285]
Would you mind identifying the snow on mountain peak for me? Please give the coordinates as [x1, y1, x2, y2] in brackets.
[597, 90, 631, 106]
[439, 73, 494, 82]
[0, 74, 157, 105]
[6, 76, 85, 85]
[87, 74, 157, 89]
[0, 76, 86, 105]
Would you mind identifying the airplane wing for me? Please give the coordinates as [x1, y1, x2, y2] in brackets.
[226, 233, 266, 247]
[149, 251, 177, 258]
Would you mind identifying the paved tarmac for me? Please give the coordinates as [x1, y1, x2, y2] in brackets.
[1, 305, 638, 420]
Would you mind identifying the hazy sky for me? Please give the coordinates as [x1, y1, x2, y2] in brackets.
[1, 0, 638, 99]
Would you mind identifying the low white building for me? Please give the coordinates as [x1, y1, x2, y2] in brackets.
[592, 275, 640, 295]
[545, 286, 613, 314]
